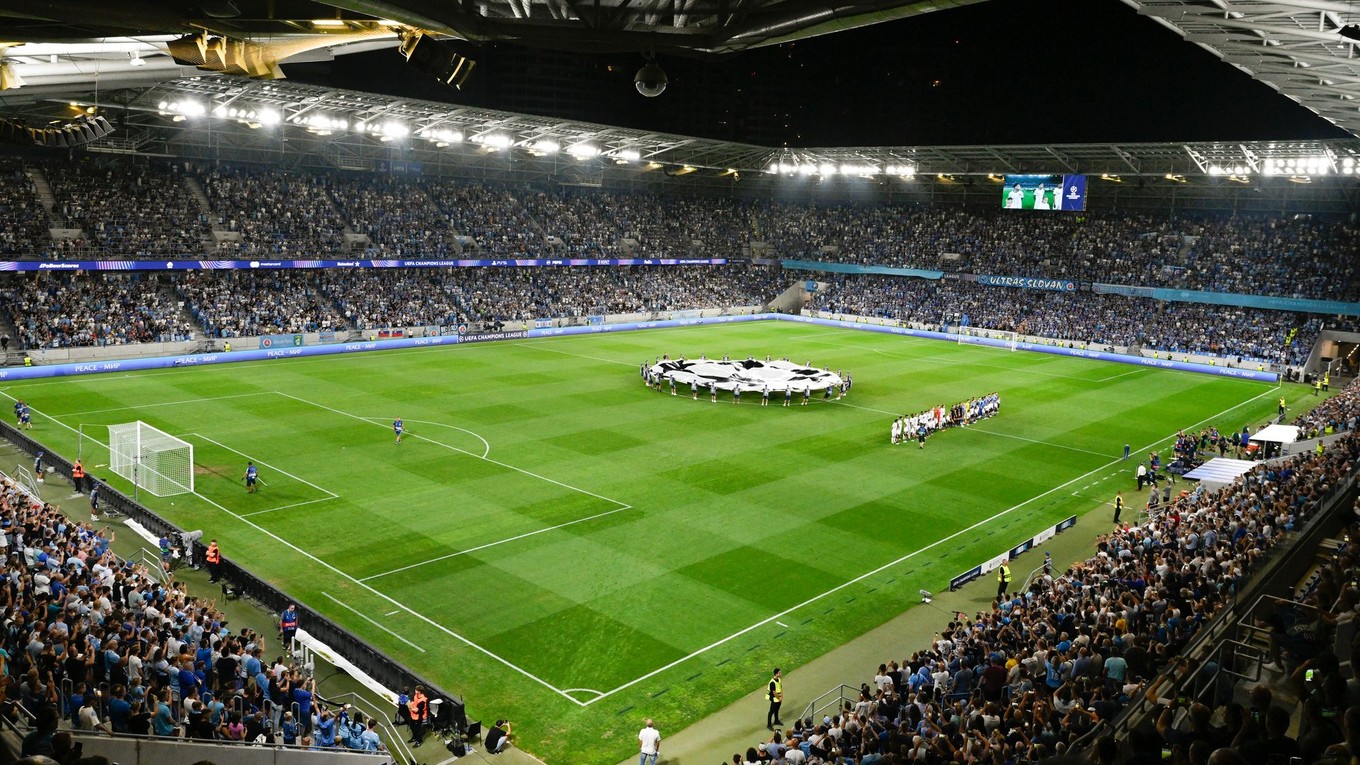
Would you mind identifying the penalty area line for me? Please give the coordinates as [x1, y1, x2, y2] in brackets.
[183, 432, 339, 499]
[360, 504, 634, 581]
[359, 417, 491, 459]
[185, 488, 584, 705]
[321, 592, 426, 653]
[240, 496, 342, 518]
[273, 391, 631, 510]
[55, 392, 275, 418]
[578, 384, 1281, 707]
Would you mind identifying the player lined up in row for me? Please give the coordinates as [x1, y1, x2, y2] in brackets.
[891, 394, 1001, 447]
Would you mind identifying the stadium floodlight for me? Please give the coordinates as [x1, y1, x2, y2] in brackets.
[532, 139, 560, 154]
[615, 149, 641, 161]
[258, 108, 280, 126]
[840, 163, 879, 176]
[478, 133, 512, 149]
[567, 143, 599, 158]
[380, 121, 409, 138]
[818, 163, 837, 176]
[399, 32, 476, 89]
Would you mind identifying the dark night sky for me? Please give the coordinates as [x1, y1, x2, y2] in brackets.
[286, 0, 1350, 147]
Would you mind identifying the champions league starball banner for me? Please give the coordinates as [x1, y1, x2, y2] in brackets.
[0, 257, 728, 272]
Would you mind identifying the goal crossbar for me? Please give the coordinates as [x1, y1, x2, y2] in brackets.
[957, 326, 1018, 352]
[108, 421, 194, 497]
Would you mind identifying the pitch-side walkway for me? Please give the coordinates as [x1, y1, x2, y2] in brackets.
[617, 503, 1119, 765]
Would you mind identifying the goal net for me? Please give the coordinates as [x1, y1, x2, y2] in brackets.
[957, 327, 1018, 352]
[108, 421, 194, 496]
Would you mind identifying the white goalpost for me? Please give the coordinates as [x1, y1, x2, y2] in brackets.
[108, 421, 194, 497]
[957, 326, 1019, 352]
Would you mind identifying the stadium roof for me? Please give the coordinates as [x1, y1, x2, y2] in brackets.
[25, 75, 1356, 179]
[0, 0, 985, 62]
[1124, 0, 1360, 137]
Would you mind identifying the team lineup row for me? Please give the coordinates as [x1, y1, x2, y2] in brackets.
[891, 395, 1002, 447]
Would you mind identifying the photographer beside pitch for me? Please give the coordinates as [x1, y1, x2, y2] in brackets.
[485, 719, 513, 753]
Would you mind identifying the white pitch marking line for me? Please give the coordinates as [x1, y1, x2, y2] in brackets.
[186, 488, 581, 704]
[361, 505, 634, 581]
[775, 621, 789, 628]
[962, 427, 1109, 457]
[579, 384, 1281, 706]
[829, 400, 1110, 458]
[0, 391, 582, 704]
[320, 592, 426, 653]
[274, 391, 631, 510]
[386, 610, 401, 616]
[56, 391, 275, 418]
[240, 496, 342, 518]
[359, 417, 491, 459]
[1096, 369, 1143, 383]
[184, 432, 339, 499]
[512, 342, 636, 367]
[805, 335, 1121, 383]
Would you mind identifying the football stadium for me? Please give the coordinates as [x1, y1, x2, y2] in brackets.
[0, 2, 1358, 765]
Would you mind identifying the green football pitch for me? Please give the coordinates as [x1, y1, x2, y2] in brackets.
[1, 320, 1291, 762]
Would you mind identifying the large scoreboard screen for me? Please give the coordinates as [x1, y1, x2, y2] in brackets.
[1001, 174, 1087, 211]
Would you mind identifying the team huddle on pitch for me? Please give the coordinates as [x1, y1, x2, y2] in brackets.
[891, 393, 1001, 447]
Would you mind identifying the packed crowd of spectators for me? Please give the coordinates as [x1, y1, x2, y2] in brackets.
[0, 264, 1348, 364]
[195, 166, 348, 256]
[322, 264, 781, 329]
[0, 274, 192, 348]
[43, 160, 209, 257]
[1293, 377, 1360, 438]
[0, 158, 49, 256]
[519, 187, 753, 259]
[0, 155, 1355, 302]
[327, 174, 462, 257]
[760, 206, 1360, 302]
[725, 389, 1360, 764]
[1, 473, 388, 760]
[805, 274, 1326, 365]
[174, 271, 347, 337]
